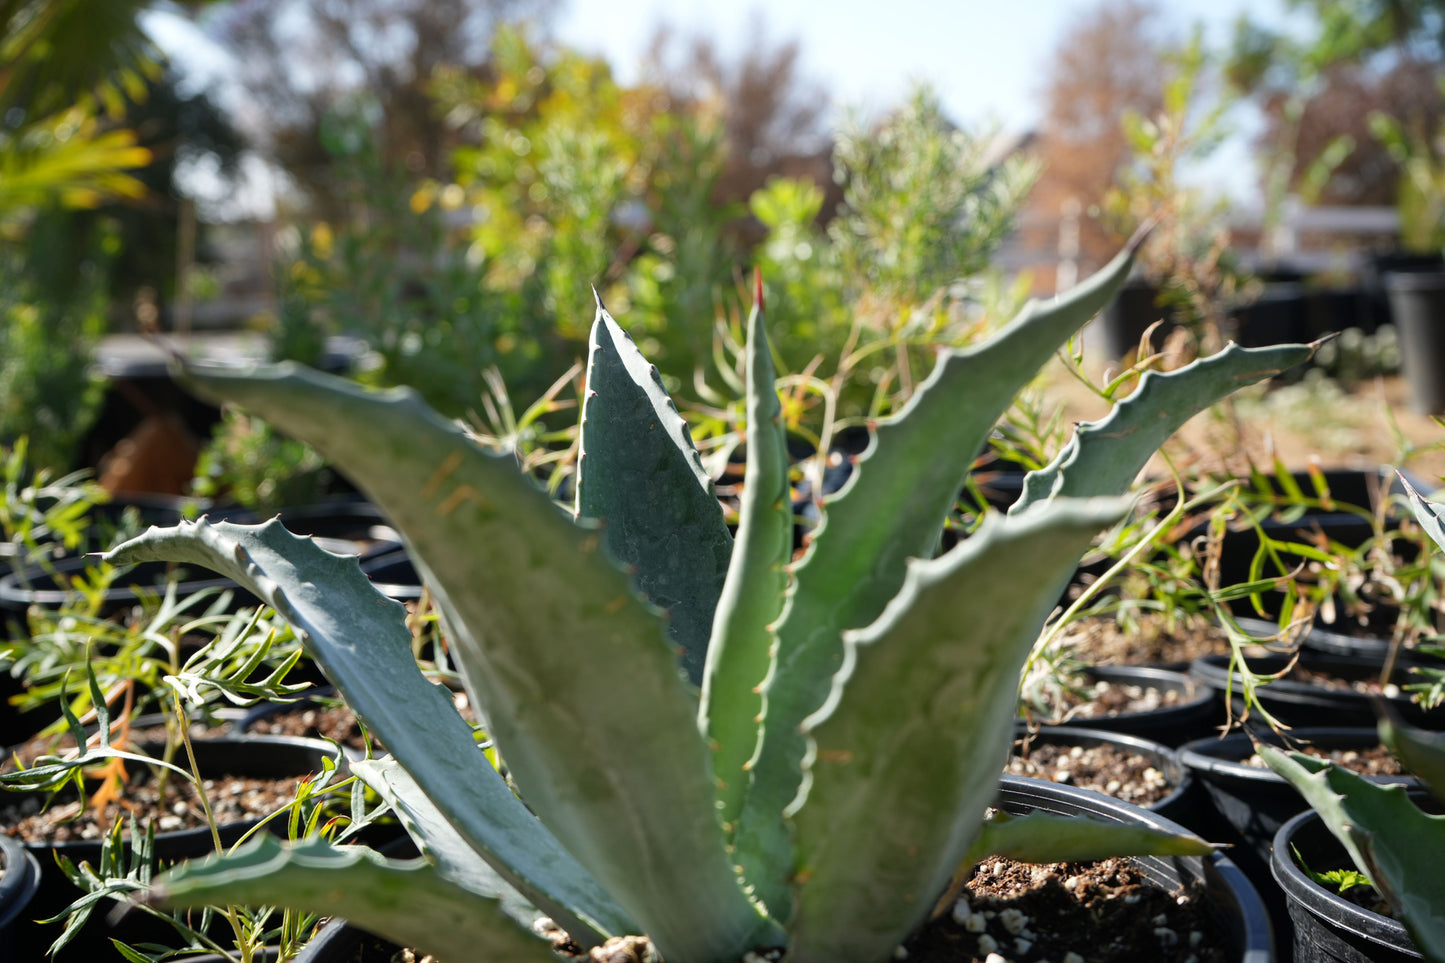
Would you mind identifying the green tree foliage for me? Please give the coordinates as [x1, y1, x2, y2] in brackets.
[831, 86, 1036, 308]
[0, 0, 157, 230]
[264, 99, 562, 417]
[436, 25, 738, 374]
[0, 0, 166, 473]
[1226, 0, 1445, 225]
[1370, 83, 1445, 251]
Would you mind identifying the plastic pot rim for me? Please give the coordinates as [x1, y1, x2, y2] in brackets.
[1012, 724, 1193, 814]
[12, 733, 344, 857]
[1383, 270, 1445, 293]
[997, 774, 1274, 963]
[1270, 806, 1422, 959]
[1178, 727, 1422, 789]
[0, 831, 41, 934]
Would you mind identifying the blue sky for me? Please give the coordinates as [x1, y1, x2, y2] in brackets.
[556, 0, 1292, 127]
[554, 0, 1300, 203]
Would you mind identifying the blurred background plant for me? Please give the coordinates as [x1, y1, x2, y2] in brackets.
[0, 0, 153, 476]
[1369, 82, 1445, 255]
[1099, 31, 1252, 357]
[0, 438, 110, 588]
[238, 7, 1037, 471]
[1, 0, 242, 476]
[191, 409, 334, 515]
[0, 221, 115, 475]
[1228, 0, 1445, 255]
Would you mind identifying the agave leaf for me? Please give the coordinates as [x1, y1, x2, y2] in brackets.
[1012, 340, 1317, 512]
[700, 282, 794, 836]
[1379, 703, 1445, 806]
[1260, 745, 1445, 963]
[148, 362, 774, 963]
[352, 756, 553, 939]
[785, 497, 1131, 963]
[149, 835, 558, 963]
[964, 809, 1215, 866]
[735, 236, 1143, 917]
[1399, 470, 1445, 554]
[102, 518, 630, 944]
[576, 302, 733, 686]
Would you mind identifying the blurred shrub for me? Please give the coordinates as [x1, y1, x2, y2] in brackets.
[749, 84, 1037, 424]
[192, 408, 333, 514]
[438, 25, 740, 385]
[270, 35, 1035, 439]
[0, 215, 113, 474]
[266, 95, 554, 416]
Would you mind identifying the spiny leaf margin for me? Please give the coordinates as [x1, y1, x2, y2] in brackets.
[102, 515, 630, 944]
[149, 835, 559, 963]
[576, 301, 734, 686]
[734, 234, 1146, 918]
[155, 360, 773, 963]
[784, 496, 1132, 963]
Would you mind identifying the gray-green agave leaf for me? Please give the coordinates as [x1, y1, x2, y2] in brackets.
[149, 835, 560, 963]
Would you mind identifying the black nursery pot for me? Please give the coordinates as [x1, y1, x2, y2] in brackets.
[0, 560, 251, 744]
[1232, 282, 1311, 349]
[267, 498, 402, 563]
[1360, 250, 1444, 334]
[294, 776, 1275, 963]
[1207, 466, 1411, 602]
[1094, 280, 1178, 363]
[1178, 728, 1419, 867]
[1272, 803, 1427, 962]
[996, 776, 1275, 963]
[1304, 287, 1368, 340]
[0, 832, 41, 963]
[357, 548, 426, 603]
[1384, 270, 1445, 414]
[1295, 615, 1445, 665]
[28, 735, 342, 865]
[295, 923, 406, 963]
[1176, 725, 1421, 938]
[1188, 649, 1441, 730]
[239, 688, 370, 762]
[1010, 724, 1200, 827]
[1045, 664, 1218, 747]
[7, 734, 341, 961]
[0, 502, 400, 628]
[0, 555, 250, 625]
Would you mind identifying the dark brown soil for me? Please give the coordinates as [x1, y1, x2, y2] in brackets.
[904, 855, 1229, 963]
[1339, 881, 1396, 918]
[1058, 613, 1234, 666]
[1244, 742, 1407, 776]
[373, 855, 1230, 963]
[1052, 677, 1189, 722]
[246, 692, 478, 754]
[3, 720, 229, 773]
[1006, 741, 1175, 807]
[248, 702, 375, 753]
[1291, 664, 1401, 697]
[0, 767, 313, 843]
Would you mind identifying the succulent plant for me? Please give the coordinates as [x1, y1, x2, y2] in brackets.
[104, 237, 1315, 963]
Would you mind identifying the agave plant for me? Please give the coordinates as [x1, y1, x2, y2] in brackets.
[105, 237, 1315, 963]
